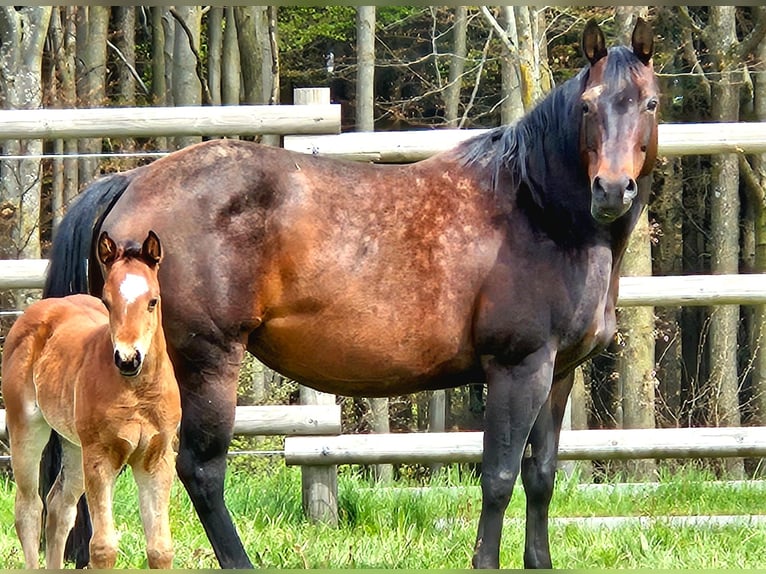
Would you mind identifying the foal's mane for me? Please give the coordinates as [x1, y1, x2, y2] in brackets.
[457, 45, 648, 215]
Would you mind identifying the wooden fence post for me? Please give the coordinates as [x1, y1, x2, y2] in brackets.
[294, 87, 339, 525]
[299, 387, 339, 525]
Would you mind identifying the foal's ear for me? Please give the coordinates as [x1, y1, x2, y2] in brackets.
[97, 231, 118, 266]
[631, 17, 654, 66]
[142, 230, 162, 266]
[582, 19, 607, 66]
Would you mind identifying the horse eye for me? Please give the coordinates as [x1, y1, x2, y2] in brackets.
[148, 298, 158, 311]
[646, 98, 658, 112]
[581, 102, 590, 114]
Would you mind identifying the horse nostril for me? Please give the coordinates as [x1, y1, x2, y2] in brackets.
[625, 178, 638, 200]
[592, 176, 605, 197]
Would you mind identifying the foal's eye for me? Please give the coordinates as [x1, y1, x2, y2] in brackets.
[646, 98, 658, 112]
[148, 298, 158, 311]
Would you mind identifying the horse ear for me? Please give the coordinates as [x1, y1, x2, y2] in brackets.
[631, 17, 654, 65]
[582, 19, 607, 66]
[142, 230, 162, 265]
[97, 231, 117, 266]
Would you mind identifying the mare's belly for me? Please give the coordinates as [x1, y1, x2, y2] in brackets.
[249, 306, 477, 396]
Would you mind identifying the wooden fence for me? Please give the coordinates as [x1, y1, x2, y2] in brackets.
[1, 108, 765, 522]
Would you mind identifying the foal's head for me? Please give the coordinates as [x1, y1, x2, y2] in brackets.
[97, 230, 163, 377]
[579, 18, 659, 223]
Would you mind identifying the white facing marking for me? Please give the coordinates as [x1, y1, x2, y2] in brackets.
[119, 273, 150, 304]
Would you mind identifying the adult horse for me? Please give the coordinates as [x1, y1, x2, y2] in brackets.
[42, 18, 658, 569]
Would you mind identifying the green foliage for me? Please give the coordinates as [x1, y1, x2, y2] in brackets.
[278, 7, 357, 53]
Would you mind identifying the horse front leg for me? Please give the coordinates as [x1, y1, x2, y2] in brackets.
[520, 370, 574, 569]
[132, 436, 177, 569]
[472, 346, 555, 569]
[173, 345, 254, 569]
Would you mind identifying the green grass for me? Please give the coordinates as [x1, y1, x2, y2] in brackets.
[1, 463, 766, 568]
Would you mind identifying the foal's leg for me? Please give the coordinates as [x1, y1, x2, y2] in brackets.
[520, 371, 574, 569]
[45, 440, 84, 569]
[82, 446, 123, 569]
[472, 347, 555, 569]
[7, 415, 51, 568]
[173, 344, 253, 569]
[132, 439, 177, 568]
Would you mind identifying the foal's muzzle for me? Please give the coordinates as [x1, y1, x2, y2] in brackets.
[115, 348, 143, 377]
[590, 175, 637, 223]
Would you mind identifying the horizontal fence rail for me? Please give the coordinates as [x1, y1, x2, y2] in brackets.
[284, 427, 766, 466]
[0, 105, 341, 139]
[0, 405, 341, 442]
[284, 122, 766, 162]
[5, 265, 766, 307]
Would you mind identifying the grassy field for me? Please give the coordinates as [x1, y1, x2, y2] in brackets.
[1, 462, 765, 568]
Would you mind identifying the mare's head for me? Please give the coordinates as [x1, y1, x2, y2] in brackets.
[579, 18, 659, 223]
[97, 230, 163, 377]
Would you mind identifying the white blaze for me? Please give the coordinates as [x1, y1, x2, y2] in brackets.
[120, 273, 149, 304]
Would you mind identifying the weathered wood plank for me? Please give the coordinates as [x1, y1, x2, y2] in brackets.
[0, 405, 341, 441]
[284, 426, 766, 465]
[0, 105, 340, 139]
[284, 122, 766, 162]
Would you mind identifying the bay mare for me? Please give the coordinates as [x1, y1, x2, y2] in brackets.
[41, 19, 658, 569]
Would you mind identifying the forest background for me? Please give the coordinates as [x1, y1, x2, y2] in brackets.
[1, 6, 765, 481]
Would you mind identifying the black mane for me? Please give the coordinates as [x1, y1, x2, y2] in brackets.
[457, 45, 649, 241]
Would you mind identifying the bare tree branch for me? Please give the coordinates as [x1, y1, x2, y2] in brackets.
[739, 152, 766, 208]
[169, 6, 212, 105]
[738, 6, 766, 61]
[107, 40, 150, 97]
[459, 28, 493, 129]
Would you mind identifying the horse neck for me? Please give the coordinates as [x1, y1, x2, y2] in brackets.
[504, 76, 602, 246]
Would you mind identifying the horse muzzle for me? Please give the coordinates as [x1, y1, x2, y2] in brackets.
[114, 348, 143, 377]
[590, 175, 637, 223]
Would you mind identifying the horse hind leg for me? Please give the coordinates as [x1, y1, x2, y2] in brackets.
[6, 412, 51, 568]
[44, 439, 84, 569]
[520, 371, 574, 569]
[472, 347, 555, 569]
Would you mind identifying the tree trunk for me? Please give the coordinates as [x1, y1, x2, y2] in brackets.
[113, 6, 135, 153]
[707, 6, 743, 478]
[500, 7, 524, 124]
[0, 7, 51, 315]
[222, 6, 241, 107]
[234, 6, 278, 145]
[514, 6, 543, 109]
[355, 6, 375, 132]
[208, 7, 223, 107]
[653, 156, 684, 427]
[616, 215, 657, 480]
[171, 6, 202, 150]
[48, 6, 78, 235]
[613, 6, 655, 480]
[75, 6, 108, 185]
[751, 10, 766, 447]
[355, 5, 387, 479]
[444, 6, 467, 126]
[150, 7, 168, 150]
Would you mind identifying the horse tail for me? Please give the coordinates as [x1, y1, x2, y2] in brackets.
[43, 172, 135, 298]
[39, 171, 134, 567]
